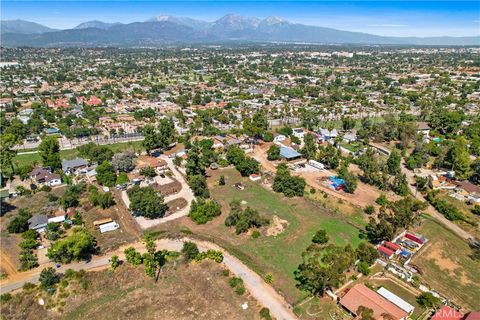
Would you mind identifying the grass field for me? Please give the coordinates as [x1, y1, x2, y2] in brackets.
[155, 168, 364, 306]
[1, 261, 262, 320]
[412, 215, 480, 310]
[12, 140, 144, 167]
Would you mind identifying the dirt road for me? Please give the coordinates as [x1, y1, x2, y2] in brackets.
[368, 142, 475, 241]
[0, 238, 297, 320]
[122, 155, 195, 230]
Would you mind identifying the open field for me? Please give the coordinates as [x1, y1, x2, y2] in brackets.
[12, 141, 144, 168]
[0, 260, 263, 320]
[411, 216, 480, 310]
[151, 168, 364, 306]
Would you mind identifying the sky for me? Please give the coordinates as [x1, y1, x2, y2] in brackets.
[1, 1, 479, 37]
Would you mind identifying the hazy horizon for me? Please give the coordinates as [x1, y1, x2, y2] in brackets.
[1, 1, 479, 38]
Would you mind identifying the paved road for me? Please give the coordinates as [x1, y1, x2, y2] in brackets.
[0, 238, 297, 320]
[369, 143, 475, 241]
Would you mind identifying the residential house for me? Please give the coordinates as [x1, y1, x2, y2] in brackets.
[62, 158, 89, 175]
[339, 284, 408, 320]
[416, 122, 431, 137]
[28, 215, 49, 232]
[29, 167, 62, 186]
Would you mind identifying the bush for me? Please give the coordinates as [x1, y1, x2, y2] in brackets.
[416, 292, 442, 308]
[22, 282, 36, 291]
[260, 308, 272, 320]
[195, 249, 223, 263]
[252, 230, 260, 239]
[182, 242, 199, 261]
[189, 198, 221, 224]
[225, 201, 269, 234]
[229, 276, 243, 288]
[364, 205, 375, 215]
[39, 267, 59, 290]
[124, 247, 143, 265]
[0, 293, 12, 303]
[46, 228, 96, 263]
[235, 285, 246, 295]
[312, 229, 329, 244]
[273, 164, 305, 197]
[357, 261, 370, 275]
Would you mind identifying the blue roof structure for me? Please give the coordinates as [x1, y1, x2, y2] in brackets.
[280, 146, 301, 159]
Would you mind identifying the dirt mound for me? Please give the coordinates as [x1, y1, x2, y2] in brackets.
[266, 215, 289, 236]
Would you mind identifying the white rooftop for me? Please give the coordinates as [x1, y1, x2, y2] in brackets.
[377, 287, 415, 314]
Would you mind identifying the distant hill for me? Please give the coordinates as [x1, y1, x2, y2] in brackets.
[1, 14, 479, 47]
[1, 19, 57, 35]
[74, 20, 122, 30]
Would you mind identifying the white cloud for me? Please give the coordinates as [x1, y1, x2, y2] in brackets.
[367, 24, 409, 28]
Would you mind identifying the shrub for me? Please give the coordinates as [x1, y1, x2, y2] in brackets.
[7, 209, 32, 233]
[225, 201, 269, 234]
[260, 308, 272, 320]
[0, 293, 12, 303]
[181, 242, 199, 261]
[189, 198, 221, 224]
[364, 205, 375, 215]
[357, 261, 370, 275]
[252, 230, 261, 239]
[235, 285, 246, 295]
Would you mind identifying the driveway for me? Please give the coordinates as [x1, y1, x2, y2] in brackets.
[122, 155, 195, 229]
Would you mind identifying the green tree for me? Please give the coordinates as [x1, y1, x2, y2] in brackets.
[157, 118, 176, 149]
[416, 292, 442, 309]
[39, 136, 61, 170]
[188, 174, 210, 198]
[7, 209, 32, 233]
[182, 242, 199, 261]
[267, 145, 281, 161]
[96, 161, 117, 187]
[189, 198, 221, 224]
[39, 267, 59, 290]
[446, 137, 472, 180]
[110, 255, 120, 270]
[392, 173, 410, 196]
[301, 133, 317, 160]
[312, 229, 329, 244]
[46, 228, 96, 263]
[387, 148, 402, 175]
[273, 164, 306, 197]
[0, 134, 17, 177]
[142, 125, 158, 155]
[355, 242, 379, 265]
[127, 186, 168, 219]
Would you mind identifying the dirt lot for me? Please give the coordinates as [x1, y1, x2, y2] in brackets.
[82, 191, 141, 253]
[411, 217, 480, 310]
[1, 261, 263, 320]
[252, 143, 395, 208]
[0, 187, 66, 276]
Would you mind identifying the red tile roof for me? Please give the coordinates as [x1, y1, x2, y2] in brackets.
[385, 242, 400, 251]
[340, 284, 408, 320]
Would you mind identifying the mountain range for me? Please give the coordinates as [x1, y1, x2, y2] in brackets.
[1, 14, 479, 47]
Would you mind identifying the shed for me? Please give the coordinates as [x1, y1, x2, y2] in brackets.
[385, 241, 401, 252]
[28, 215, 49, 231]
[280, 146, 301, 160]
[378, 245, 394, 259]
[99, 221, 120, 233]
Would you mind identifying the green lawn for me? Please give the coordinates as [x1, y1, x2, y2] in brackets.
[13, 141, 144, 168]
[197, 168, 363, 304]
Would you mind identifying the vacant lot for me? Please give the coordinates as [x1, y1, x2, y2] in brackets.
[1, 261, 262, 320]
[152, 168, 363, 305]
[411, 216, 480, 310]
[0, 187, 66, 276]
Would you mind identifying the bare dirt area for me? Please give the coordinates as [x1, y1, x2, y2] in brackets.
[153, 179, 182, 196]
[252, 144, 388, 208]
[166, 198, 188, 215]
[0, 187, 67, 276]
[266, 215, 289, 236]
[82, 192, 141, 253]
[1, 261, 262, 320]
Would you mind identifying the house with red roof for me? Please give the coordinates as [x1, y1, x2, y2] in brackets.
[431, 306, 464, 320]
[339, 284, 408, 320]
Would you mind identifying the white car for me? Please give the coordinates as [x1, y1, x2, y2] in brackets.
[102, 186, 110, 192]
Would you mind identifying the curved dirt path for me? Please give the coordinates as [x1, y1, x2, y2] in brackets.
[0, 238, 298, 320]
